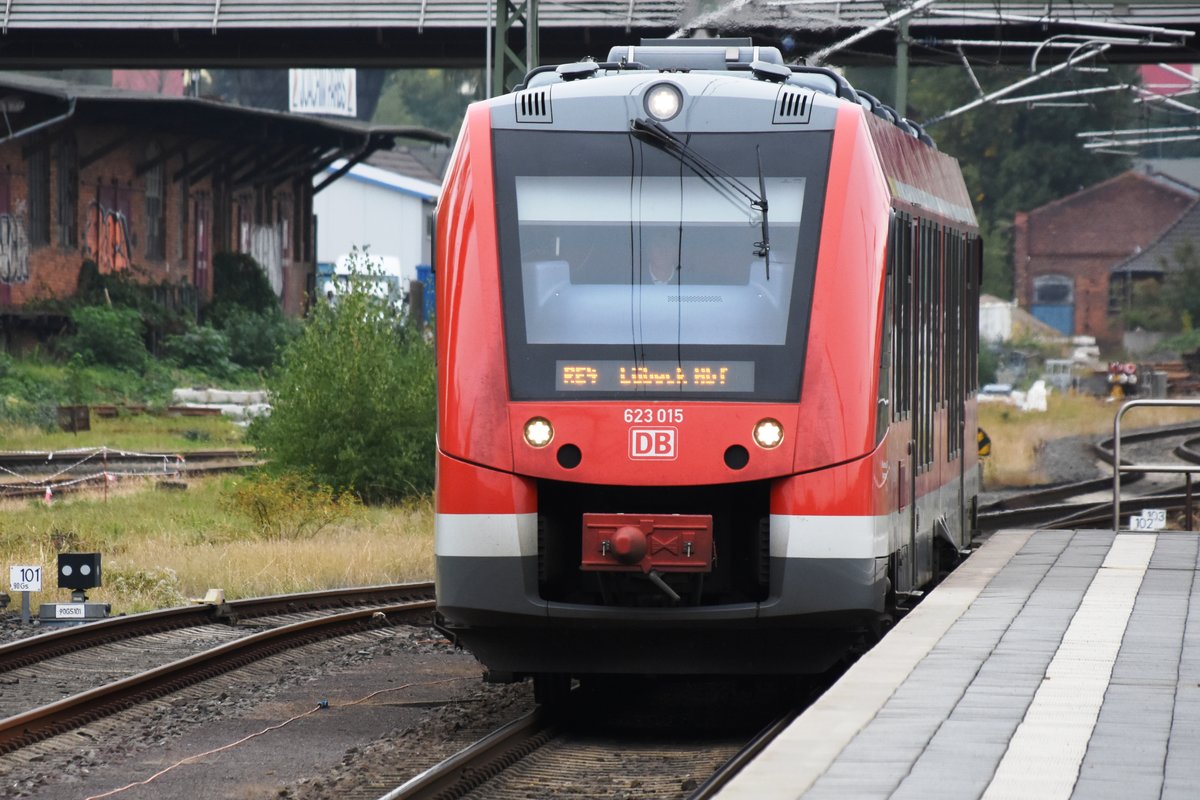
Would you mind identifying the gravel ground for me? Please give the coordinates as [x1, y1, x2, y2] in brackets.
[0, 625, 534, 799]
[1029, 434, 1107, 485]
[980, 429, 1190, 504]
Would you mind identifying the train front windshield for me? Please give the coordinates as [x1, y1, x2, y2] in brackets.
[494, 130, 832, 401]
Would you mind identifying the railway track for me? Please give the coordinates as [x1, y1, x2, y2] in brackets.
[979, 421, 1200, 532]
[0, 447, 260, 497]
[0, 583, 434, 755]
[383, 701, 796, 800]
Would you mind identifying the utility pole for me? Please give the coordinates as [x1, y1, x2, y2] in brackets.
[895, 17, 910, 117]
[492, 0, 539, 96]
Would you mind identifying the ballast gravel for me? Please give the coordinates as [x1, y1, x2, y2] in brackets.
[0, 625, 534, 799]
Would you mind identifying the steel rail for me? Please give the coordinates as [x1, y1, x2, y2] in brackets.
[382, 703, 800, 800]
[0, 447, 263, 497]
[977, 420, 1200, 530]
[688, 711, 798, 799]
[380, 710, 555, 800]
[0, 582, 435, 672]
[1113, 400, 1200, 530]
[0, 597, 434, 754]
[0, 448, 257, 469]
[1175, 436, 1200, 465]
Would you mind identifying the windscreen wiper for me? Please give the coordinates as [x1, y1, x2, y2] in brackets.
[630, 117, 770, 272]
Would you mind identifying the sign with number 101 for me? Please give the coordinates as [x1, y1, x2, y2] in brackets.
[9, 565, 41, 591]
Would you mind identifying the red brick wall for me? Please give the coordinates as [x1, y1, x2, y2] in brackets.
[0, 123, 314, 318]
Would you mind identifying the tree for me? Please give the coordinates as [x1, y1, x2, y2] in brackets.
[847, 62, 1136, 298]
[373, 69, 483, 136]
[1162, 240, 1200, 327]
[249, 250, 436, 502]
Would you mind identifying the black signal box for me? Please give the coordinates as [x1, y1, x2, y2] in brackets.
[58, 553, 102, 591]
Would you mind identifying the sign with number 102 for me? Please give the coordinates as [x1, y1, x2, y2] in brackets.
[9, 565, 41, 591]
[1131, 509, 1167, 531]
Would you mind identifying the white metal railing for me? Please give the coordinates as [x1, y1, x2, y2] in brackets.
[1112, 398, 1200, 531]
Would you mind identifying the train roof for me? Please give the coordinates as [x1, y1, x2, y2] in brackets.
[519, 37, 936, 149]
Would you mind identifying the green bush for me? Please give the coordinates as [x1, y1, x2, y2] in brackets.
[0, 356, 63, 427]
[67, 306, 148, 369]
[978, 344, 1000, 386]
[249, 253, 436, 502]
[222, 471, 362, 540]
[220, 306, 300, 370]
[64, 353, 90, 406]
[72, 260, 194, 340]
[164, 324, 233, 377]
[106, 564, 187, 607]
[207, 252, 278, 323]
[1158, 328, 1200, 354]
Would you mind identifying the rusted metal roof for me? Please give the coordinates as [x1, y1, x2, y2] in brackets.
[0, 70, 447, 146]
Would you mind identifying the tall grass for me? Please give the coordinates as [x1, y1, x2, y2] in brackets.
[978, 393, 1200, 487]
[0, 414, 244, 453]
[0, 475, 433, 614]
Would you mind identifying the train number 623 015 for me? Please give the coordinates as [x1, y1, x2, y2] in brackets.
[623, 408, 684, 424]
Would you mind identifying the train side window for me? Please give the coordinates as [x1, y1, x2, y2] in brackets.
[968, 234, 982, 393]
[945, 228, 963, 461]
[895, 212, 912, 421]
[933, 222, 943, 411]
[917, 217, 934, 472]
[877, 211, 895, 444]
[919, 217, 926, 468]
[912, 217, 922, 466]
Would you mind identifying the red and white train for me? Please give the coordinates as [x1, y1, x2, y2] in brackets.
[434, 39, 982, 690]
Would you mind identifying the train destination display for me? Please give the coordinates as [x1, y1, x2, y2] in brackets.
[557, 360, 754, 392]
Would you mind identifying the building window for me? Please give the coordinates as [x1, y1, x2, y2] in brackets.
[176, 178, 189, 262]
[0, 166, 23, 302]
[236, 194, 251, 253]
[275, 193, 292, 260]
[144, 144, 165, 260]
[27, 146, 49, 246]
[1033, 274, 1074, 305]
[56, 137, 78, 247]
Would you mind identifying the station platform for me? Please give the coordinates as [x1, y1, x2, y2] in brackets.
[717, 528, 1199, 800]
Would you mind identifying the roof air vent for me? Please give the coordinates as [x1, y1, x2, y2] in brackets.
[515, 88, 552, 123]
[773, 86, 813, 125]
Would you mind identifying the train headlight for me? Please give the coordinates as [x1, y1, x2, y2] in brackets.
[753, 418, 784, 449]
[645, 83, 682, 121]
[523, 417, 554, 448]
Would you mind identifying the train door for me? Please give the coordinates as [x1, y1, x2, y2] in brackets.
[954, 232, 966, 549]
[892, 212, 917, 596]
[965, 235, 984, 540]
[912, 218, 933, 588]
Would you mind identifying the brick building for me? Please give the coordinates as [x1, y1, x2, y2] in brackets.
[0, 72, 443, 350]
[1012, 170, 1198, 348]
[1111, 198, 1200, 307]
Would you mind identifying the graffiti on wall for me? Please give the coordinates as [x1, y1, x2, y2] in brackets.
[251, 223, 284, 297]
[84, 201, 132, 274]
[0, 213, 30, 285]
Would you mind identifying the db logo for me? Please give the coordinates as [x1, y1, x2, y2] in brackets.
[630, 427, 677, 460]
